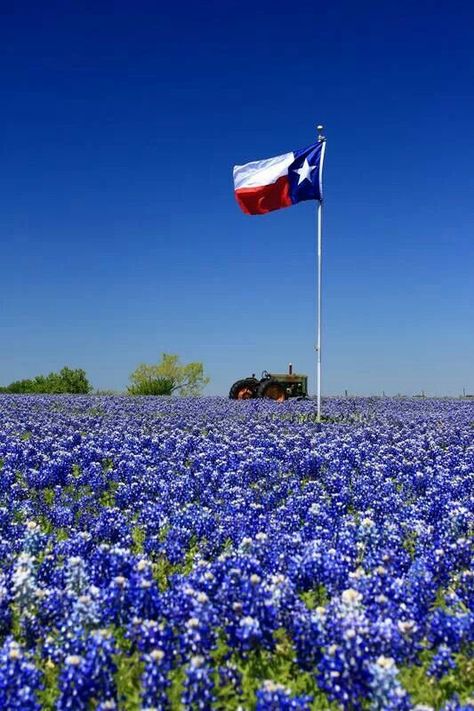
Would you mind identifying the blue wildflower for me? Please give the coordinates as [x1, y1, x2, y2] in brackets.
[0, 638, 43, 710]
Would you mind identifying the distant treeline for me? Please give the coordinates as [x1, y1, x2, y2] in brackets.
[0, 355, 209, 396]
[0, 367, 91, 394]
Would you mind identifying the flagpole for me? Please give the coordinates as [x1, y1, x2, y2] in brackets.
[316, 124, 326, 423]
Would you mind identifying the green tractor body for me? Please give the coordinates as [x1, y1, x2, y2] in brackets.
[229, 365, 308, 402]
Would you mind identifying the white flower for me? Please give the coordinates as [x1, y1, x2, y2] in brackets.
[376, 655, 395, 670]
[65, 655, 83, 666]
[190, 655, 205, 668]
[397, 620, 416, 635]
[262, 680, 287, 693]
[341, 588, 363, 605]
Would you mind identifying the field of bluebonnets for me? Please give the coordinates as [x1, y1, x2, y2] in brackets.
[0, 394, 473, 710]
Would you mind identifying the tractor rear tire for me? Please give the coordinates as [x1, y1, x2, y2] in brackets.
[258, 379, 287, 402]
[229, 378, 258, 400]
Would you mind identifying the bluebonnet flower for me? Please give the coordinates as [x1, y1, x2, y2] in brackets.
[101, 574, 131, 626]
[0, 638, 43, 710]
[64, 556, 90, 596]
[70, 589, 101, 628]
[129, 618, 176, 668]
[368, 656, 411, 710]
[83, 630, 118, 705]
[428, 644, 456, 679]
[316, 588, 372, 701]
[141, 648, 171, 709]
[12, 552, 37, 611]
[23, 520, 48, 556]
[56, 631, 117, 710]
[236, 614, 262, 650]
[91, 508, 132, 547]
[255, 680, 312, 710]
[1, 393, 474, 708]
[181, 655, 214, 710]
[180, 611, 215, 657]
[56, 653, 91, 710]
[429, 609, 472, 652]
[127, 562, 162, 620]
[0, 572, 12, 635]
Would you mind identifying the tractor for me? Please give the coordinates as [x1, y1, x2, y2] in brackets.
[229, 364, 308, 402]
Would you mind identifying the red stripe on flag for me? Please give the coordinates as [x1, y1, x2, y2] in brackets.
[234, 176, 292, 215]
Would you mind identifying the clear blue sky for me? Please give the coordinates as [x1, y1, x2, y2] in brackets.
[1, 0, 473, 396]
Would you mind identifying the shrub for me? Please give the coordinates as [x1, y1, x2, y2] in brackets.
[128, 354, 209, 397]
[127, 377, 175, 396]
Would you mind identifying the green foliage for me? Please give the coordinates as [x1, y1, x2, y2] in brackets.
[131, 525, 146, 554]
[299, 584, 329, 610]
[0, 367, 92, 394]
[114, 650, 144, 710]
[400, 650, 474, 708]
[128, 353, 209, 397]
[36, 658, 60, 710]
[128, 376, 175, 396]
[221, 630, 334, 710]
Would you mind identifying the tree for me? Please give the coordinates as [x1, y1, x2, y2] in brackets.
[128, 354, 209, 396]
[0, 367, 92, 394]
[47, 367, 92, 394]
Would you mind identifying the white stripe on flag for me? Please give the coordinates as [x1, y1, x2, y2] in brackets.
[233, 151, 294, 189]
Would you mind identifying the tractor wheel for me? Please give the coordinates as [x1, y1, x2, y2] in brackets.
[257, 379, 287, 402]
[229, 378, 258, 400]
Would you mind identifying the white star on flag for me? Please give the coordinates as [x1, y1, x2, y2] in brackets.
[294, 158, 316, 185]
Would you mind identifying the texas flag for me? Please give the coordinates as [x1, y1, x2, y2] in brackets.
[233, 140, 325, 215]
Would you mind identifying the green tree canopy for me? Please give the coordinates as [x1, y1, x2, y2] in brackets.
[128, 354, 210, 396]
[0, 367, 92, 394]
